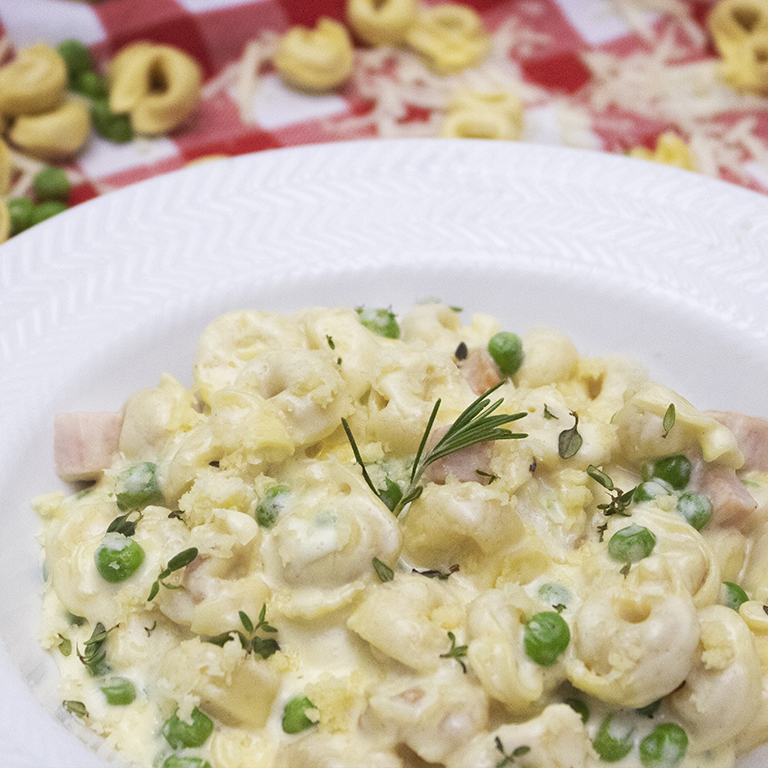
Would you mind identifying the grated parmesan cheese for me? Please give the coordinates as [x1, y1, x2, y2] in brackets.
[200, 1, 768, 193]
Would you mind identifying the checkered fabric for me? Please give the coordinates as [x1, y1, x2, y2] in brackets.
[1, 0, 766, 208]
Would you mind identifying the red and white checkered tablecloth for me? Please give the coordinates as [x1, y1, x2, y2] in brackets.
[1, 0, 766, 209]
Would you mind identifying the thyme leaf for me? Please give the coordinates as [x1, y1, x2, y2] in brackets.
[251, 636, 280, 659]
[620, 562, 632, 578]
[662, 403, 676, 438]
[106, 510, 142, 537]
[587, 465, 635, 518]
[440, 631, 468, 673]
[495, 737, 531, 767]
[63, 700, 88, 718]
[57, 634, 72, 656]
[413, 564, 459, 580]
[77, 622, 116, 677]
[373, 557, 394, 582]
[543, 404, 558, 420]
[254, 603, 278, 634]
[558, 411, 582, 459]
[147, 547, 198, 601]
[209, 603, 280, 659]
[239, 610, 254, 634]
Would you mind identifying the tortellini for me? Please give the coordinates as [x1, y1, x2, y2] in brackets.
[347, 574, 463, 672]
[466, 584, 565, 714]
[36, 304, 768, 768]
[709, 0, 768, 94]
[566, 574, 700, 707]
[263, 459, 401, 617]
[405, 3, 491, 74]
[669, 605, 762, 750]
[274, 18, 355, 92]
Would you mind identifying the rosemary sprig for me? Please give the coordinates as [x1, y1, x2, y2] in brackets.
[343, 382, 527, 517]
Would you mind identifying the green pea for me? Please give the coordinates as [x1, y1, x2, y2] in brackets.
[30, 201, 68, 226]
[34, 167, 70, 202]
[723, 581, 749, 611]
[162, 708, 214, 749]
[487, 331, 524, 377]
[71, 70, 109, 99]
[91, 99, 134, 143]
[7, 197, 35, 234]
[255, 485, 290, 529]
[676, 492, 712, 531]
[593, 713, 634, 762]
[116, 462, 164, 511]
[564, 697, 589, 724]
[523, 611, 570, 666]
[56, 39, 93, 78]
[99, 676, 136, 706]
[608, 524, 657, 564]
[282, 695, 317, 734]
[162, 756, 212, 768]
[633, 479, 673, 503]
[95, 532, 145, 583]
[642, 455, 691, 490]
[356, 308, 400, 339]
[639, 723, 688, 767]
[538, 582, 571, 611]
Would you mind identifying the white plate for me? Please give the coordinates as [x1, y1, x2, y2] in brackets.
[2, 139, 768, 767]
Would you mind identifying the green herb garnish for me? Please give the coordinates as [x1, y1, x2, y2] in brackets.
[558, 411, 583, 459]
[77, 622, 116, 677]
[440, 631, 468, 673]
[587, 465, 635, 518]
[106, 510, 142, 537]
[372, 557, 394, 582]
[344, 382, 526, 517]
[63, 700, 88, 718]
[147, 547, 198, 601]
[494, 737, 531, 767]
[412, 564, 459, 580]
[208, 604, 280, 659]
[662, 403, 676, 438]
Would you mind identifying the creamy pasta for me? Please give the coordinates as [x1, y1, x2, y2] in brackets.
[35, 303, 768, 768]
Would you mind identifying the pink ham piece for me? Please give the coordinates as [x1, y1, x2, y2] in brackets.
[54, 411, 123, 482]
[458, 348, 502, 396]
[689, 456, 758, 531]
[706, 411, 768, 472]
[422, 425, 493, 485]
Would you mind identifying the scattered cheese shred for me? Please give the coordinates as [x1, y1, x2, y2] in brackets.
[196, 2, 768, 193]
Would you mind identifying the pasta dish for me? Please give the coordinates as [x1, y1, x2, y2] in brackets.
[34, 302, 768, 768]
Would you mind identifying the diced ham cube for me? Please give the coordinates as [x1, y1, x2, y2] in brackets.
[422, 425, 493, 485]
[458, 348, 502, 396]
[690, 456, 758, 530]
[54, 411, 123, 482]
[706, 411, 768, 472]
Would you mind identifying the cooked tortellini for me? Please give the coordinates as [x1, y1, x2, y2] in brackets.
[36, 303, 768, 767]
